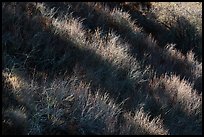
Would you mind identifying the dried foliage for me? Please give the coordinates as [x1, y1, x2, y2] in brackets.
[2, 2, 202, 135]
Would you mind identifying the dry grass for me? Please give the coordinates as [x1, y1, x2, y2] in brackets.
[2, 2, 202, 135]
[121, 107, 169, 135]
[150, 2, 202, 61]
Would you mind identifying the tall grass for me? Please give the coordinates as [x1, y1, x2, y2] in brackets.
[121, 107, 169, 135]
[150, 2, 202, 61]
[2, 67, 169, 135]
[148, 74, 202, 134]
[63, 2, 202, 92]
[2, 2, 202, 135]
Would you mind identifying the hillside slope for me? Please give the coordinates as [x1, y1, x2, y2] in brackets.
[2, 2, 202, 135]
